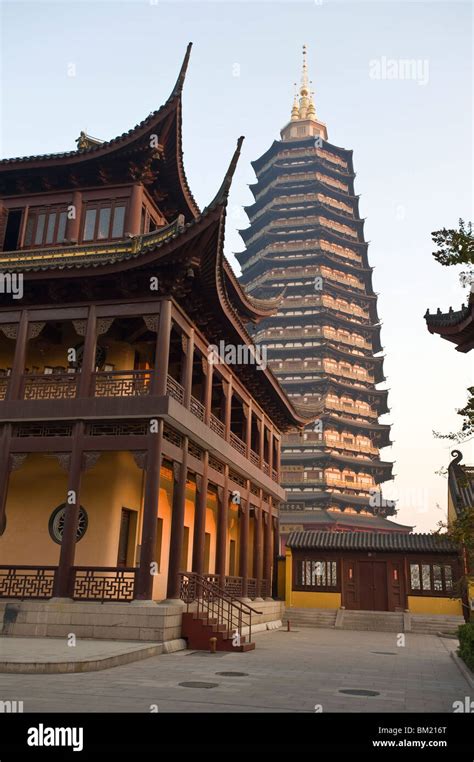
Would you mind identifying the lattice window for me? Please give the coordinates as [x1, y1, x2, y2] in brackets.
[48, 504, 88, 545]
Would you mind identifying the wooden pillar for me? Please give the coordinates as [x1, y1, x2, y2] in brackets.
[6, 311, 28, 400]
[66, 190, 82, 243]
[152, 300, 172, 396]
[166, 438, 189, 599]
[245, 403, 252, 456]
[192, 451, 208, 576]
[253, 496, 263, 599]
[203, 359, 213, 426]
[263, 506, 273, 599]
[78, 305, 97, 397]
[268, 429, 274, 474]
[272, 515, 280, 599]
[181, 331, 194, 408]
[275, 438, 281, 480]
[126, 183, 143, 236]
[224, 380, 232, 440]
[258, 418, 265, 468]
[53, 421, 85, 598]
[0, 425, 12, 535]
[238, 496, 249, 598]
[135, 419, 164, 599]
[18, 205, 29, 249]
[216, 464, 229, 580]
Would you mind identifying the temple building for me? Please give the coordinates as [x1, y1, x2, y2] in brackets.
[0, 45, 312, 648]
[238, 47, 411, 544]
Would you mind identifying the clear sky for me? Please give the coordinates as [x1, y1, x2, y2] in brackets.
[1, 0, 472, 531]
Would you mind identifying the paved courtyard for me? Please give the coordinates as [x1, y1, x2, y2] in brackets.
[0, 628, 469, 713]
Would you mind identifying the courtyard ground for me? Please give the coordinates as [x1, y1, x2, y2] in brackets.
[0, 628, 469, 713]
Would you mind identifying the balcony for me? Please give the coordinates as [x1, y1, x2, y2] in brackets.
[4, 370, 278, 483]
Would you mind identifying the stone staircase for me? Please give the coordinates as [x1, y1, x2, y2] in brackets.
[340, 610, 404, 632]
[181, 612, 255, 652]
[410, 614, 464, 636]
[283, 608, 337, 629]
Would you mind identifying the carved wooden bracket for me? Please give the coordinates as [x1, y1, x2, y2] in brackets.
[27, 322, 45, 340]
[82, 451, 101, 472]
[0, 323, 18, 339]
[97, 317, 114, 336]
[9, 453, 28, 472]
[132, 451, 147, 471]
[143, 315, 159, 333]
[72, 319, 87, 337]
[172, 461, 181, 482]
[45, 452, 72, 472]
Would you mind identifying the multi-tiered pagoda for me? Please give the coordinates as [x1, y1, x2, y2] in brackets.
[238, 47, 410, 539]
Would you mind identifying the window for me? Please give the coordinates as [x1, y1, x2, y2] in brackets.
[410, 561, 455, 595]
[82, 201, 127, 242]
[24, 208, 68, 247]
[48, 503, 88, 544]
[297, 559, 337, 589]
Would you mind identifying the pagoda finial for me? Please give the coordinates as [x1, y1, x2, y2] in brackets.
[299, 44, 310, 119]
[290, 82, 300, 121]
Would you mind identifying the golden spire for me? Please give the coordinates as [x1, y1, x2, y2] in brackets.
[299, 44, 310, 119]
[290, 82, 300, 121]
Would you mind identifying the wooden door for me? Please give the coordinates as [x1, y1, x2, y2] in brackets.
[359, 561, 388, 611]
[117, 509, 132, 567]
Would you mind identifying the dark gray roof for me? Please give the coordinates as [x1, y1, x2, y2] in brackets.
[280, 511, 411, 532]
[286, 530, 459, 553]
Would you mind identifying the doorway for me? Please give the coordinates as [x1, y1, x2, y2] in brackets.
[3, 210, 23, 251]
[358, 561, 388, 611]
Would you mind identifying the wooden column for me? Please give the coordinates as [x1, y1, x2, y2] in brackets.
[268, 429, 274, 474]
[272, 515, 280, 599]
[245, 403, 252, 456]
[203, 359, 213, 426]
[152, 300, 172, 396]
[6, 311, 28, 400]
[216, 464, 229, 580]
[53, 421, 85, 598]
[135, 419, 164, 600]
[238, 496, 249, 598]
[18, 205, 29, 248]
[258, 418, 265, 468]
[224, 380, 232, 440]
[275, 438, 281, 480]
[263, 505, 273, 599]
[166, 438, 189, 599]
[253, 496, 263, 599]
[191, 451, 208, 576]
[78, 305, 97, 398]
[66, 190, 82, 243]
[0, 425, 12, 535]
[181, 331, 194, 409]
[126, 183, 143, 236]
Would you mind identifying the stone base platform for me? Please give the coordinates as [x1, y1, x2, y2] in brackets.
[0, 598, 284, 643]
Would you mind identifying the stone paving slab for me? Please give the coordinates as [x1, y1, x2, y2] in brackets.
[0, 629, 470, 712]
[0, 636, 186, 673]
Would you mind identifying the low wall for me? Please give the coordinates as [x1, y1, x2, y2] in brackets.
[0, 598, 284, 643]
[407, 596, 463, 616]
[289, 591, 342, 609]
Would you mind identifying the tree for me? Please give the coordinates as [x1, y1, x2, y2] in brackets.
[434, 507, 474, 622]
[431, 219, 473, 444]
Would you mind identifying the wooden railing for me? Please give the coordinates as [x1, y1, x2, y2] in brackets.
[230, 431, 246, 456]
[0, 377, 8, 400]
[209, 412, 225, 438]
[93, 370, 151, 398]
[166, 374, 185, 404]
[22, 373, 79, 400]
[0, 565, 56, 599]
[179, 572, 262, 646]
[70, 567, 136, 602]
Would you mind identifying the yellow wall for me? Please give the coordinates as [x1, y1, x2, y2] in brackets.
[290, 591, 342, 609]
[277, 558, 286, 600]
[285, 548, 292, 606]
[408, 596, 463, 616]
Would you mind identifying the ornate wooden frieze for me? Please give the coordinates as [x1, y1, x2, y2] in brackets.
[13, 422, 74, 438]
[86, 421, 148, 437]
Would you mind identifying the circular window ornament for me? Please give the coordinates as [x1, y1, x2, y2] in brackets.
[48, 503, 88, 544]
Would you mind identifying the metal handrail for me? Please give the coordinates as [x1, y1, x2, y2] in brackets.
[179, 571, 262, 646]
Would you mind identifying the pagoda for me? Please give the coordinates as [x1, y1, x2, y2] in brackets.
[238, 47, 410, 539]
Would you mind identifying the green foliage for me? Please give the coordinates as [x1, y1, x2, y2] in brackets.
[432, 218, 474, 269]
[458, 623, 474, 671]
[433, 387, 474, 442]
[435, 506, 474, 570]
